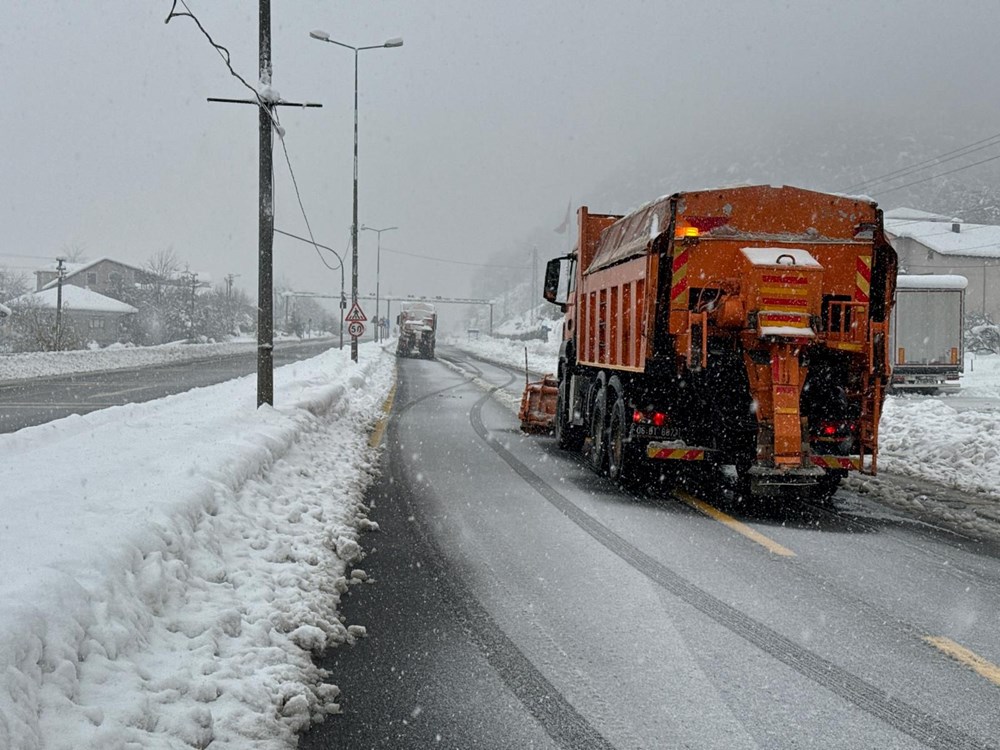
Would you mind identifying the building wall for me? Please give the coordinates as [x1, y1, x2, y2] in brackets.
[67, 310, 134, 347]
[890, 236, 1000, 321]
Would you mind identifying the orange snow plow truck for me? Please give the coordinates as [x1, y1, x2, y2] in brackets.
[523, 185, 897, 499]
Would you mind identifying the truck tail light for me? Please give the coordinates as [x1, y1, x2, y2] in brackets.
[633, 410, 668, 426]
[816, 419, 857, 438]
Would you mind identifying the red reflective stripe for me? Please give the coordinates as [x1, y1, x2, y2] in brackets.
[856, 256, 872, 283]
[672, 249, 689, 273]
[670, 277, 689, 301]
[762, 274, 809, 285]
[649, 447, 705, 461]
[759, 313, 805, 323]
[809, 455, 861, 470]
[854, 256, 871, 303]
[761, 297, 809, 308]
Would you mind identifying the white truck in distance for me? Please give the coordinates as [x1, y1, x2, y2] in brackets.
[889, 274, 967, 394]
[396, 302, 437, 359]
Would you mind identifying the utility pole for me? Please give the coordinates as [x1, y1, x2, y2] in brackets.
[206, 0, 321, 407]
[54, 257, 66, 347]
[531, 246, 538, 324]
[188, 271, 199, 338]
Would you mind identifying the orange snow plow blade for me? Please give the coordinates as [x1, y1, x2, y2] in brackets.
[519, 374, 558, 433]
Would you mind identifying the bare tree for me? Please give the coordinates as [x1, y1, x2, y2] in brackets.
[6, 297, 81, 352]
[60, 243, 88, 263]
[0, 266, 29, 302]
[146, 247, 181, 281]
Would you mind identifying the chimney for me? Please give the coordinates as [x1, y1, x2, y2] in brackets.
[951, 218, 961, 233]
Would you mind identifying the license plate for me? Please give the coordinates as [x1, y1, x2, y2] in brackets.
[634, 425, 670, 438]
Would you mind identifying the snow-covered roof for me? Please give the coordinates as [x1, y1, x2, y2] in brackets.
[896, 274, 969, 290]
[7, 285, 138, 314]
[885, 218, 1000, 259]
[38, 257, 151, 290]
[883, 207, 953, 222]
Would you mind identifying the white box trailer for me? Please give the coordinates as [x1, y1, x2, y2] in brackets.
[889, 274, 967, 394]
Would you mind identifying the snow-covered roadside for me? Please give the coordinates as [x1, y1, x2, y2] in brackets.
[446, 331, 559, 376]
[0, 343, 395, 749]
[0, 336, 330, 382]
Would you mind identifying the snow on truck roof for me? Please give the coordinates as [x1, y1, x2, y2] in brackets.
[741, 247, 821, 267]
[401, 302, 435, 313]
[896, 274, 968, 290]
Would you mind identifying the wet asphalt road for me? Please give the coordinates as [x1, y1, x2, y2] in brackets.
[302, 346, 1000, 750]
[0, 338, 339, 433]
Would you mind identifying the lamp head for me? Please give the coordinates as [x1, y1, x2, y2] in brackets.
[384, 37, 404, 48]
[309, 29, 331, 41]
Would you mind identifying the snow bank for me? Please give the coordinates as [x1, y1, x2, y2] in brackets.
[447, 328, 560, 375]
[960, 351, 1000, 399]
[0, 343, 395, 749]
[879, 395, 1000, 497]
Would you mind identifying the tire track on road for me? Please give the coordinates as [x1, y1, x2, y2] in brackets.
[390, 365, 618, 750]
[469, 385, 995, 750]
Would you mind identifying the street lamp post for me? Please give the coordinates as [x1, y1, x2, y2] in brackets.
[274, 227, 346, 349]
[309, 29, 402, 362]
[361, 225, 397, 341]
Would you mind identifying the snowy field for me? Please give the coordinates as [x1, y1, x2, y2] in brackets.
[0, 335, 333, 382]
[0, 342, 395, 749]
[450, 334, 1000, 502]
[0, 339, 255, 382]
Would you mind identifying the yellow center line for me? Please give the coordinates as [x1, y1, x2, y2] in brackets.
[924, 636, 1000, 687]
[674, 490, 796, 558]
[368, 376, 398, 448]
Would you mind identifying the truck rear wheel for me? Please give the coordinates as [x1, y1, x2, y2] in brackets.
[607, 390, 640, 487]
[588, 385, 608, 475]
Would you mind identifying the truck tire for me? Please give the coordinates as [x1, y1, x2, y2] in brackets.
[588, 384, 608, 475]
[607, 387, 640, 487]
[554, 379, 585, 452]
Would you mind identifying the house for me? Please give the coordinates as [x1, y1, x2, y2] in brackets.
[6, 285, 138, 347]
[35, 257, 161, 295]
[883, 207, 1000, 320]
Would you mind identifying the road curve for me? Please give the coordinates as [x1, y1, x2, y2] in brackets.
[303, 346, 1000, 750]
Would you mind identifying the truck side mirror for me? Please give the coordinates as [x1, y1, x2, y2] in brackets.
[543, 258, 563, 308]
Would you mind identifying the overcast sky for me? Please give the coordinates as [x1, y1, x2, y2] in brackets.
[4, 0, 1000, 317]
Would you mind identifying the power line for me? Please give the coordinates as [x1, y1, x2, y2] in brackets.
[872, 151, 1000, 198]
[381, 247, 530, 269]
[274, 228, 346, 272]
[0, 252, 57, 261]
[273, 111, 337, 272]
[844, 131, 1000, 193]
[165, 0, 283, 133]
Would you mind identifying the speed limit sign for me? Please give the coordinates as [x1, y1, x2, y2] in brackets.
[348, 321, 365, 338]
